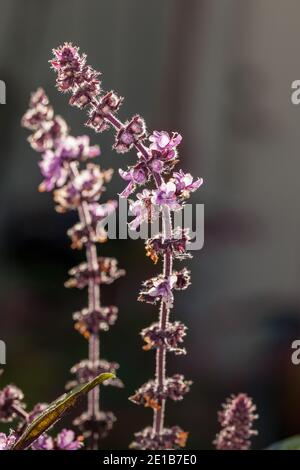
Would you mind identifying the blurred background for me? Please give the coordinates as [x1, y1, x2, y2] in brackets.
[1, 0, 300, 450]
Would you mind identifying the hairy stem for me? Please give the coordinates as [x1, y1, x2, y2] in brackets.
[153, 206, 173, 436]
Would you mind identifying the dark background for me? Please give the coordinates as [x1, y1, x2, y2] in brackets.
[1, 0, 300, 450]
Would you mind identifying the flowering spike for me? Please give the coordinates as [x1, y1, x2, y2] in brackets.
[22, 88, 125, 449]
[214, 393, 258, 450]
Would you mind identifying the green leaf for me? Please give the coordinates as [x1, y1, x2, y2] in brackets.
[267, 435, 300, 450]
[12, 372, 114, 450]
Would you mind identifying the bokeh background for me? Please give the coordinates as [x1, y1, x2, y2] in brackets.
[1, 0, 300, 450]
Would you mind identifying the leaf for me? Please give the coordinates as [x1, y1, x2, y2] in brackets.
[12, 372, 114, 450]
[267, 435, 300, 450]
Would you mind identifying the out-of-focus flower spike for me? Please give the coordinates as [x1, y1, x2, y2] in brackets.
[214, 393, 258, 450]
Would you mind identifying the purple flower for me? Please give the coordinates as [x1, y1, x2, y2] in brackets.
[119, 167, 147, 185]
[21, 88, 53, 131]
[51, 43, 87, 92]
[86, 91, 123, 133]
[21, 103, 54, 131]
[38, 150, 68, 192]
[149, 131, 182, 160]
[56, 429, 83, 450]
[138, 274, 177, 307]
[69, 80, 101, 109]
[52, 43, 101, 107]
[29, 87, 50, 108]
[148, 158, 164, 173]
[89, 200, 117, 221]
[0, 385, 26, 423]
[119, 166, 148, 197]
[119, 160, 150, 197]
[39, 135, 101, 192]
[31, 430, 83, 450]
[129, 190, 158, 230]
[57, 135, 100, 160]
[51, 43, 85, 72]
[114, 115, 146, 153]
[72, 165, 110, 194]
[28, 116, 68, 153]
[31, 434, 54, 450]
[22, 89, 68, 152]
[172, 170, 203, 198]
[147, 276, 177, 306]
[0, 431, 16, 450]
[152, 181, 180, 209]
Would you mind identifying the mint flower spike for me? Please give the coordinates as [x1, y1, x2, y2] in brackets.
[22, 88, 125, 449]
[214, 393, 258, 450]
[51, 42, 203, 450]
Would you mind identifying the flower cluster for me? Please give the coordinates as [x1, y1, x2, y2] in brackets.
[22, 88, 124, 449]
[130, 426, 188, 450]
[21, 87, 68, 153]
[141, 321, 187, 355]
[51, 43, 100, 107]
[129, 375, 192, 410]
[67, 359, 123, 389]
[118, 136, 179, 198]
[51, 42, 203, 450]
[114, 115, 146, 153]
[145, 228, 192, 264]
[214, 393, 258, 450]
[73, 305, 118, 337]
[65, 257, 125, 289]
[87, 91, 123, 133]
[0, 385, 26, 422]
[138, 269, 191, 307]
[74, 410, 116, 441]
[32, 429, 83, 451]
[0, 432, 16, 450]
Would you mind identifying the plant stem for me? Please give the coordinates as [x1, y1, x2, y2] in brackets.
[11, 404, 29, 422]
[153, 206, 173, 436]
